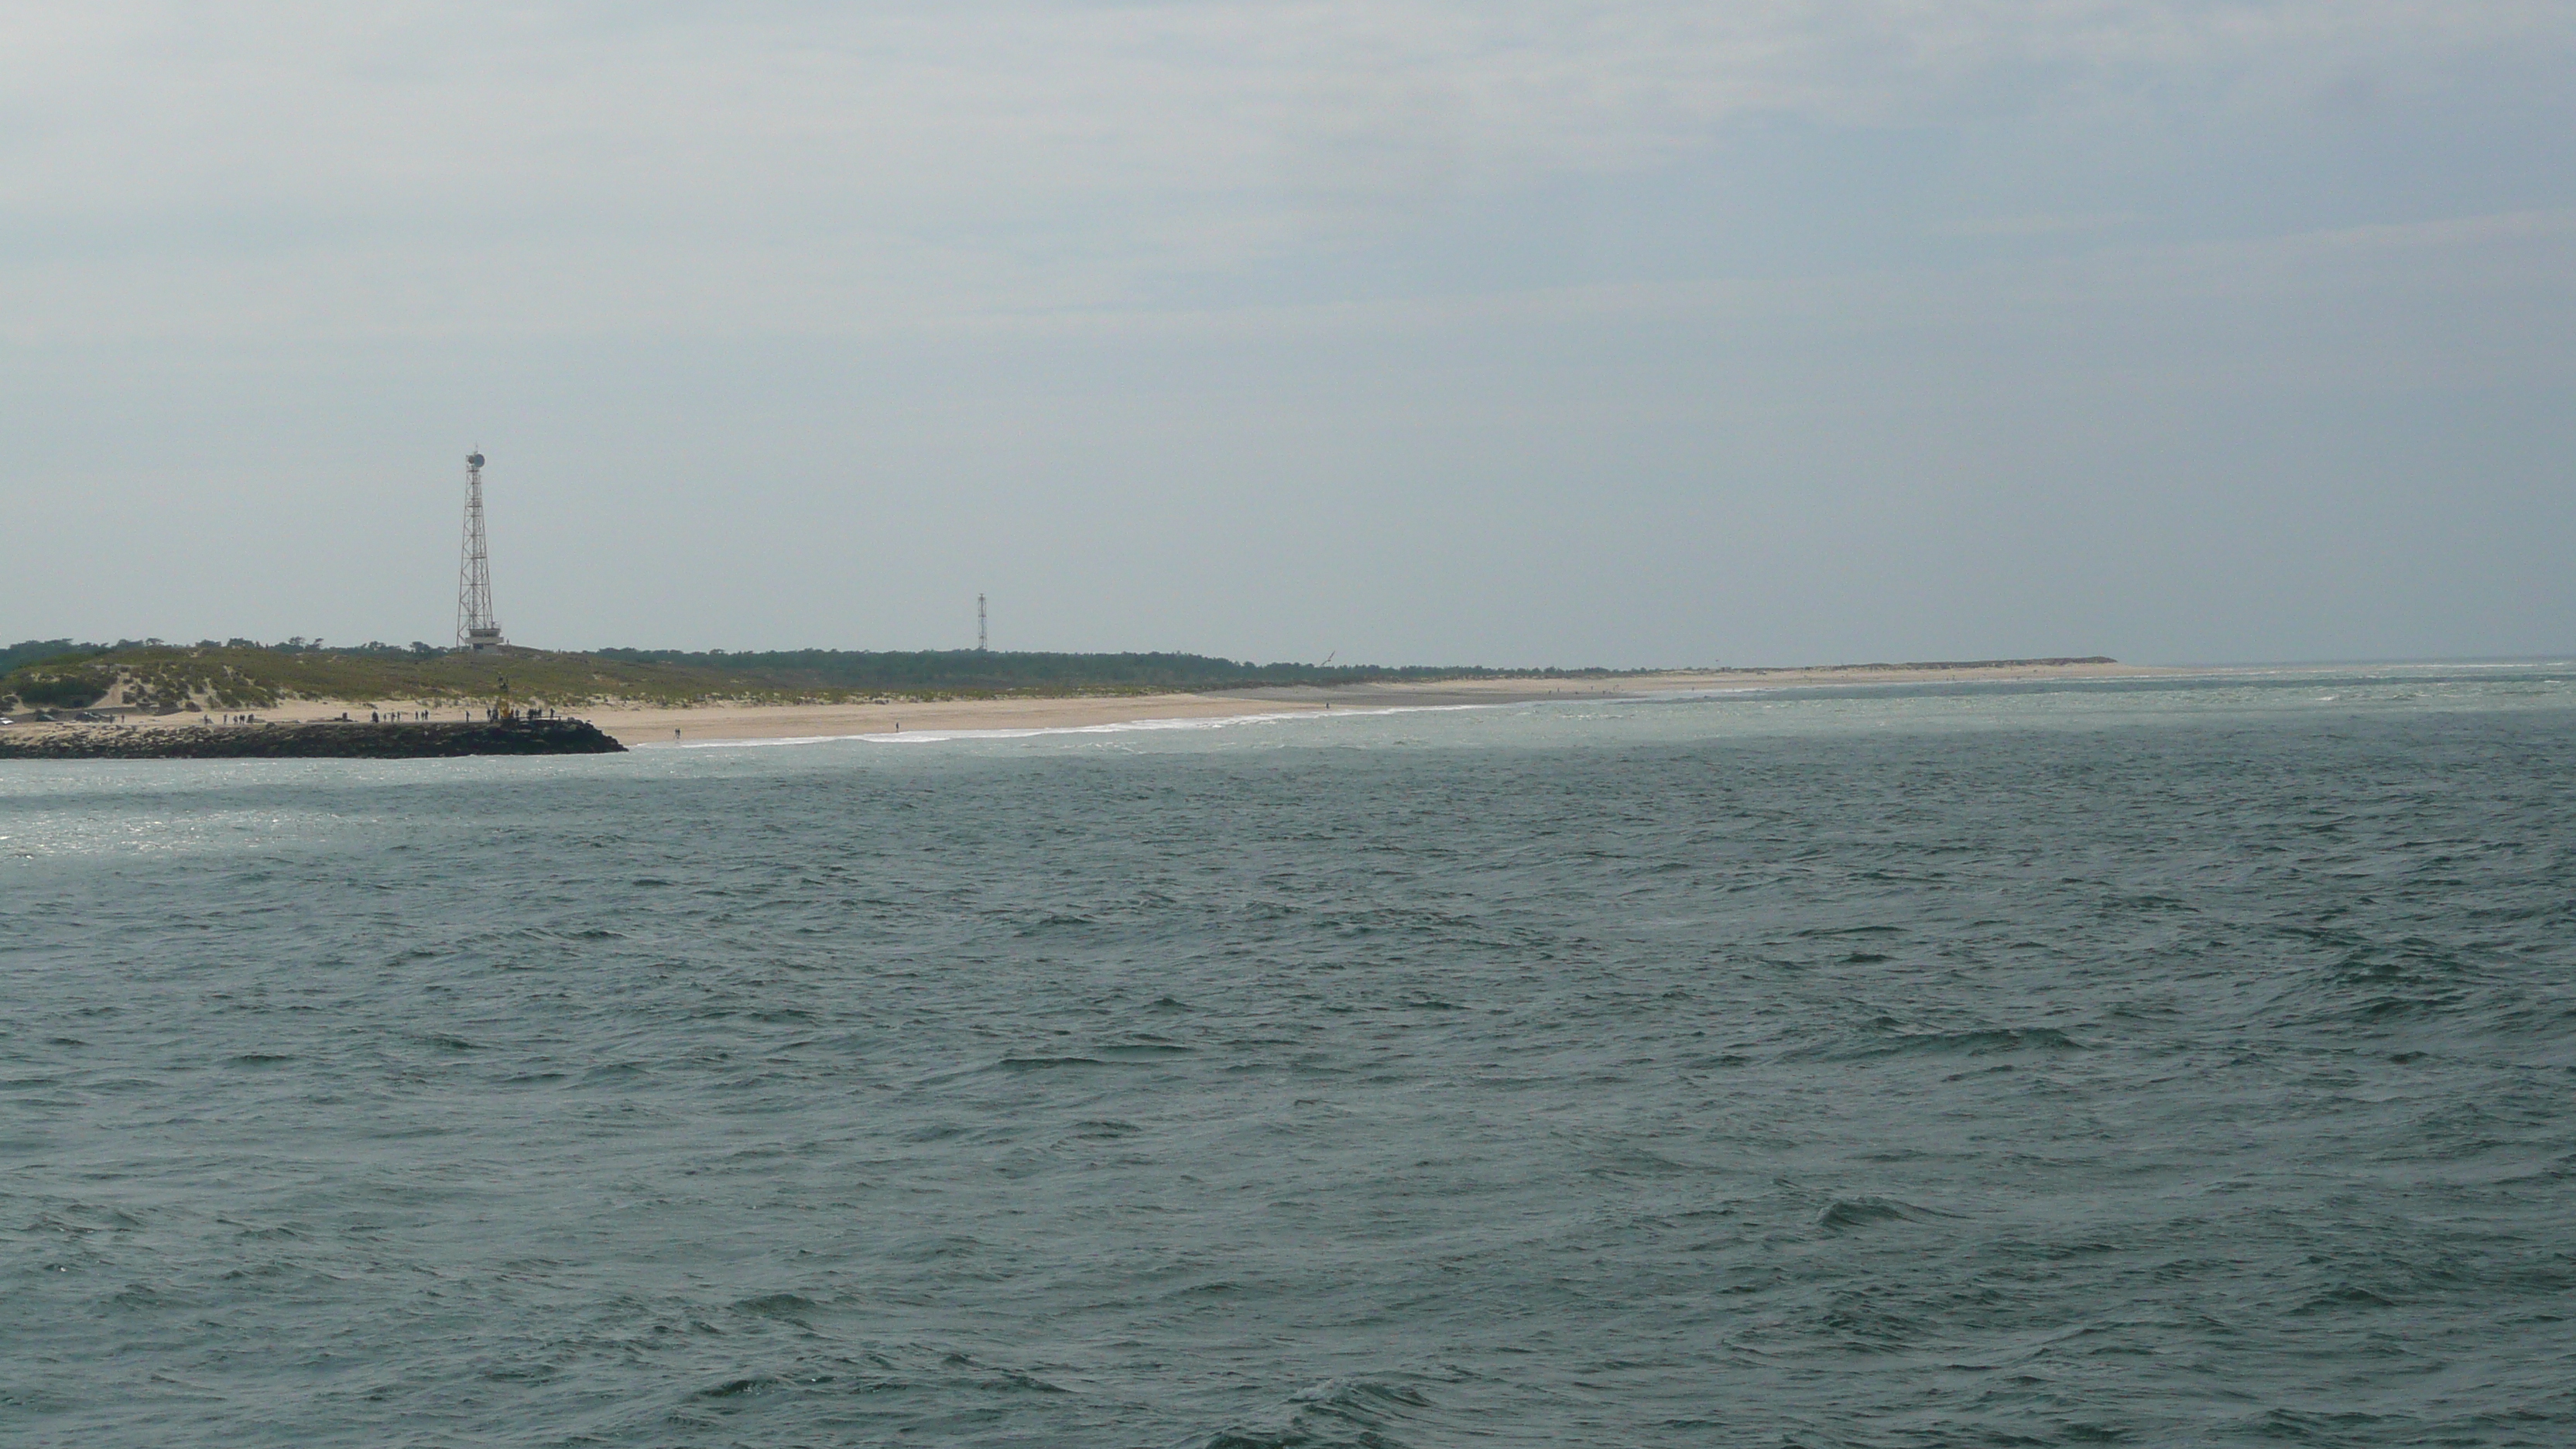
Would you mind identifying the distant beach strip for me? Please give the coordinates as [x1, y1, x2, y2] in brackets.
[0, 642, 2152, 754]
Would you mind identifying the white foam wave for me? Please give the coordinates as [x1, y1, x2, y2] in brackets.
[633, 702, 1501, 750]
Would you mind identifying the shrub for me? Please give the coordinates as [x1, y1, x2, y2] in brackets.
[9, 671, 111, 707]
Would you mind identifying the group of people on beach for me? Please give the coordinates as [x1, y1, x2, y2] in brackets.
[194, 707, 566, 725]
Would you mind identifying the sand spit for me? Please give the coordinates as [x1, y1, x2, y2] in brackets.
[0, 660, 2170, 752]
[586, 659, 2166, 746]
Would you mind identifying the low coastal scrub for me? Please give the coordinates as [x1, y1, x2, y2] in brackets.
[589, 648, 1609, 694]
[3, 639, 1601, 711]
[2, 640, 747, 711]
[6, 666, 115, 709]
[1, 643, 118, 709]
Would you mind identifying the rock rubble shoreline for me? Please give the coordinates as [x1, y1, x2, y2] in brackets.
[0, 718, 627, 759]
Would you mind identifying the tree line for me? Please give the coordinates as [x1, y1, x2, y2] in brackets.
[587, 648, 1612, 692]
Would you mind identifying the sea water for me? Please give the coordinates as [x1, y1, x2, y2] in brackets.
[4, 666, 2572, 1447]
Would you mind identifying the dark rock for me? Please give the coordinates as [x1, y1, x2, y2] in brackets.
[0, 718, 626, 760]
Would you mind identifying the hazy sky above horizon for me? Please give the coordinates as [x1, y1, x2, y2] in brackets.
[5, 2, 2571, 666]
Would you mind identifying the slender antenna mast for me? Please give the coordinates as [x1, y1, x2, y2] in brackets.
[977, 593, 988, 652]
[457, 450, 504, 651]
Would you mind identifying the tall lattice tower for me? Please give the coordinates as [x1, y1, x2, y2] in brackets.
[977, 594, 988, 652]
[457, 450, 504, 651]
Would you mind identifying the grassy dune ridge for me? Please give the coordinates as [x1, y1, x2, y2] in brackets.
[1, 641, 1601, 712]
[0, 643, 752, 712]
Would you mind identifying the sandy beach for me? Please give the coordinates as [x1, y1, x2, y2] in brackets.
[0, 661, 2170, 749]
[583, 659, 2165, 746]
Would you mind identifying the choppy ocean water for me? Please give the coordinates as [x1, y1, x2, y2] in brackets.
[5, 666, 2573, 1447]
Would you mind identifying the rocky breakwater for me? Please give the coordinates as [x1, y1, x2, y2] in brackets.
[0, 718, 627, 760]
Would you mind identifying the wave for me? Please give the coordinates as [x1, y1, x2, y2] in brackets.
[642, 702, 1499, 750]
[1185, 1376, 1446, 1449]
[1817, 1196, 1961, 1232]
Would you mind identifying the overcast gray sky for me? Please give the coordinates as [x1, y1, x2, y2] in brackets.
[5, 2, 2571, 665]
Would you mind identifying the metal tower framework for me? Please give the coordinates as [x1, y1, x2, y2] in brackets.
[457, 451, 504, 651]
[977, 594, 988, 652]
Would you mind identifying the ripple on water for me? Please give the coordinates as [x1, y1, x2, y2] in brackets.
[3, 671, 2574, 1445]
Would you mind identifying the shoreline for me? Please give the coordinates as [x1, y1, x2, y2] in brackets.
[0, 661, 2174, 751]
[572, 660, 2173, 746]
[0, 718, 624, 761]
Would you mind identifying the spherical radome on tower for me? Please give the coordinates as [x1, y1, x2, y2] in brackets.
[467, 452, 485, 468]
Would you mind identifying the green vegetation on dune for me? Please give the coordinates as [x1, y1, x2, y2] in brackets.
[1, 640, 766, 712]
[0, 641, 118, 708]
[9, 669, 117, 708]
[2, 640, 1593, 713]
